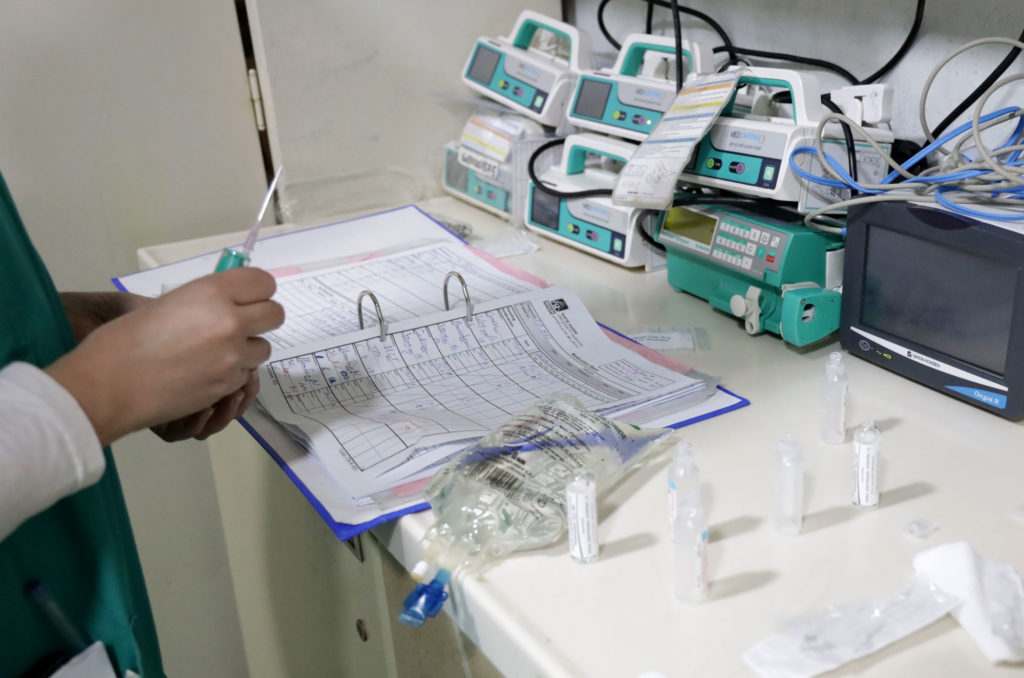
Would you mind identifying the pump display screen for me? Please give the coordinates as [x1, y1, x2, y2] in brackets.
[530, 187, 561, 230]
[573, 79, 612, 119]
[861, 225, 1016, 375]
[467, 45, 501, 85]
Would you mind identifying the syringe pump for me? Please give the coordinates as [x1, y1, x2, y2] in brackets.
[461, 10, 593, 127]
[567, 33, 713, 141]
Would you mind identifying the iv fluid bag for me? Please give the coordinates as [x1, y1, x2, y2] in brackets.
[421, 397, 675, 569]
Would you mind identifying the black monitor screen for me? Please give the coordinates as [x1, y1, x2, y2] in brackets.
[530, 187, 561, 230]
[861, 225, 1017, 375]
[573, 79, 612, 120]
[467, 45, 501, 85]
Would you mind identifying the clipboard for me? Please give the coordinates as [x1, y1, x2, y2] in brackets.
[115, 205, 749, 541]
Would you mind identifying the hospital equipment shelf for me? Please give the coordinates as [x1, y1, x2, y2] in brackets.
[139, 196, 1024, 678]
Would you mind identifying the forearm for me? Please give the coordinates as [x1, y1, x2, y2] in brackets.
[60, 291, 151, 343]
[0, 362, 105, 541]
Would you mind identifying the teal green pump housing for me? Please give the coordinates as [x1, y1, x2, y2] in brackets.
[657, 204, 844, 346]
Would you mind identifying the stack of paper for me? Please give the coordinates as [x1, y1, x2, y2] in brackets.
[255, 242, 715, 507]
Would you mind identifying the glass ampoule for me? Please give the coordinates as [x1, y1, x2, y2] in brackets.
[667, 441, 699, 540]
[566, 470, 599, 563]
[675, 492, 708, 604]
[774, 433, 804, 536]
[853, 421, 881, 509]
[821, 352, 848, 444]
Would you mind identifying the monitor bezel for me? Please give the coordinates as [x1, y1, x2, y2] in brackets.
[840, 202, 1024, 418]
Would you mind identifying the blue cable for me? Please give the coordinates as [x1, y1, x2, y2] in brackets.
[933, 187, 1024, 221]
[788, 107, 1024, 200]
[879, 107, 1022, 184]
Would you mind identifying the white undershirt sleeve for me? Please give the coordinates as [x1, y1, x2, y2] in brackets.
[0, 361, 105, 542]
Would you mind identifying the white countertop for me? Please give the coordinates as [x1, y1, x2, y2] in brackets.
[140, 196, 1024, 678]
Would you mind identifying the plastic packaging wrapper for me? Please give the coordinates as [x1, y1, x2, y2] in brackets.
[745, 542, 1024, 677]
[399, 397, 677, 626]
[914, 541, 1024, 663]
[743, 577, 959, 678]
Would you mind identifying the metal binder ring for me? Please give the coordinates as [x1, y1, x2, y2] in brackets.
[356, 290, 388, 342]
[442, 271, 474, 322]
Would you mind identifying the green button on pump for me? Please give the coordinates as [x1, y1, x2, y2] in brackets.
[764, 165, 776, 181]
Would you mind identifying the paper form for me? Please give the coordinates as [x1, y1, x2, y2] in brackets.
[114, 205, 463, 298]
[257, 285, 709, 502]
[612, 71, 740, 209]
[265, 242, 541, 355]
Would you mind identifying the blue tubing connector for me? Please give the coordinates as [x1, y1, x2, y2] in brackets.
[398, 569, 452, 627]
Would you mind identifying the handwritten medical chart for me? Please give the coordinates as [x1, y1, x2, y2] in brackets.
[257, 285, 707, 503]
[264, 242, 539, 354]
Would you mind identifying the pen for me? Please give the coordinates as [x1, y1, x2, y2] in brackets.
[214, 166, 283, 272]
[25, 579, 90, 653]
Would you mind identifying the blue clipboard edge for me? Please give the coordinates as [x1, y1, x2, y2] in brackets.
[111, 205, 748, 542]
[237, 416, 431, 542]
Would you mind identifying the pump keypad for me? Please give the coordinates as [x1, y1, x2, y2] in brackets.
[710, 220, 787, 277]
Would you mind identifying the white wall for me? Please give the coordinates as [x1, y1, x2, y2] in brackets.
[0, 2, 266, 676]
[571, 0, 1022, 146]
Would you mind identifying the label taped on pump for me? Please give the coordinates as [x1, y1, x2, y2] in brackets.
[461, 115, 522, 162]
[612, 71, 740, 210]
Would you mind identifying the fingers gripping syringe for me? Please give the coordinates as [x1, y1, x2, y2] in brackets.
[214, 166, 282, 272]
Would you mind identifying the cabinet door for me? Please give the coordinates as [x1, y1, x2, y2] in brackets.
[243, 0, 562, 223]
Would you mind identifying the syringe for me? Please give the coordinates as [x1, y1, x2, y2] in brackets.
[214, 166, 283, 272]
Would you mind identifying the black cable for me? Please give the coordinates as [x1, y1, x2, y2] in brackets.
[602, 1, 921, 87]
[598, 0, 739, 65]
[668, 0, 684, 90]
[645, 0, 655, 34]
[711, 1, 922, 85]
[528, 138, 615, 198]
[711, 45, 858, 84]
[930, 27, 1024, 141]
[637, 210, 667, 252]
[859, 0, 925, 84]
[820, 93, 859, 191]
[672, 191, 772, 209]
[597, 0, 622, 50]
[652, 1, 739, 66]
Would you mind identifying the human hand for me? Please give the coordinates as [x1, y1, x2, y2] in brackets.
[151, 369, 260, 442]
[46, 268, 285, 445]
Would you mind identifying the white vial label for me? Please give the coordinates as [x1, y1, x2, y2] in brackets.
[567, 478, 599, 563]
[694, 531, 708, 595]
[853, 441, 879, 508]
[668, 480, 677, 540]
[677, 528, 708, 604]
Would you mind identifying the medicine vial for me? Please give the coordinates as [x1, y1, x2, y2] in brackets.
[566, 470, 599, 563]
[853, 421, 881, 509]
[774, 433, 804, 536]
[675, 493, 708, 604]
[821, 351, 848, 444]
[667, 442, 699, 541]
